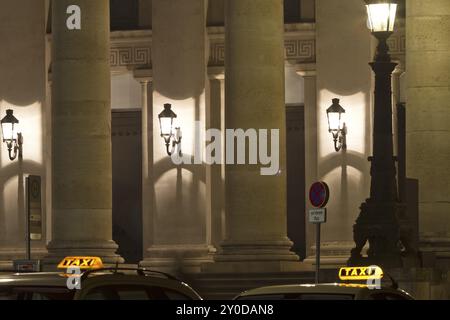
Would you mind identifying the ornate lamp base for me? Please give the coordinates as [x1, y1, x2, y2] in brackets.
[348, 199, 404, 268]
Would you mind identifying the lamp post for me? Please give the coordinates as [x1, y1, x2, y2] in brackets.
[326, 98, 347, 152]
[349, 0, 403, 267]
[1, 109, 23, 161]
[158, 103, 182, 157]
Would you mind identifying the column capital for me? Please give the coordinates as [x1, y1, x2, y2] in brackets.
[208, 66, 225, 80]
[133, 68, 153, 83]
[294, 63, 316, 77]
[393, 63, 405, 76]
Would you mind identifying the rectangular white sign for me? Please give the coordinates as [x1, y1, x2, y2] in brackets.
[309, 208, 327, 224]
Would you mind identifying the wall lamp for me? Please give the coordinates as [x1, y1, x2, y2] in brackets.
[326, 98, 347, 152]
[1, 109, 23, 161]
[158, 103, 182, 157]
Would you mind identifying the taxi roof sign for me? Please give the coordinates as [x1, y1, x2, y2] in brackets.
[57, 256, 103, 270]
[338, 266, 383, 281]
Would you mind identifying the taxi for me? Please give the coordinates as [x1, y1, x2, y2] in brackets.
[0, 256, 202, 300]
[234, 266, 414, 300]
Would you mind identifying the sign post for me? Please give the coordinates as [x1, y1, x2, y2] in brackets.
[308, 182, 330, 284]
[27, 175, 43, 244]
[14, 176, 42, 272]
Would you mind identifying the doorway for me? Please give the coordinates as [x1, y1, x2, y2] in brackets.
[286, 105, 306, 260]
[111, 110, 143, 264]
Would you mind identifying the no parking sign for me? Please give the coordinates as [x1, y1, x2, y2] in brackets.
[308, 181, 330, 284]
[309, 181, 329, 208]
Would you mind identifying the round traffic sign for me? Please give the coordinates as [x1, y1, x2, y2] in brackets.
[309, 181, 330, 208]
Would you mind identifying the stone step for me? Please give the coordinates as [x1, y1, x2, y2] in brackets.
[184, 271, 316, 300]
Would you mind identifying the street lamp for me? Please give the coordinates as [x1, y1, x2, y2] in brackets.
[366, 0, 397, 33]
[349, 0, 404, 267]
[326, 98, 347, 152]
[1, 109, 23, 161]
[365, 0, 398, 61]
[158, 103, 182, 157]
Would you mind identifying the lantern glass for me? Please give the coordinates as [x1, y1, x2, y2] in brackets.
[327, 111, 343, 132]
[158, 104, 177, 139]
[366, 2, 397, 32]
[326, 99, 346, 132]
[1, 110, 19, 142]
[1, 122, 15, 142]
[159, 117, 174, 138]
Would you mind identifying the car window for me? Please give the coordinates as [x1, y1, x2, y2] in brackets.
[237, 294, 286, 300]
[83, 285, 192, 300]
[83, 286, 118, 300]
[85, 286, 156, 300]
[299, 294, 354, 300]
[0, 289, 17, 300]
[237, 293, 354, 300]
[368, 292, 411, 300]
[162, 288, 193, 300]
[12, 287, 75, 300]
[117, 288, 150, 300]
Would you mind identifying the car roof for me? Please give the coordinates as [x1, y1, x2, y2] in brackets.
[0, 271, 202, 300]
[237, 283, 389, 297]
[0, 270, 192, 289]
[0, 272, 68, 287]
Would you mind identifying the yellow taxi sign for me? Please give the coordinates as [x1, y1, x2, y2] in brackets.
[338, 266, 383, 281]
[57, 256, 104, 270]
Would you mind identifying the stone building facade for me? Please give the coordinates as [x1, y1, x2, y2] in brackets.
[0, 0, 448, 299]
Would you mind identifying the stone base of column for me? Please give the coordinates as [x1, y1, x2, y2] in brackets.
[140, 244, 215, 274]
[419, 234, 450, 269]
[0, 247, 48, 271]
[201, 239, 311, 274]
[304, 241, 366, 269]
[387, 267, 450, 300]
[182, 240, 313, 299]
[43, 240, 123, 270]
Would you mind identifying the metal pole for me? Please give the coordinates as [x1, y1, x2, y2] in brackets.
[349, 30, 403, 267]
[315, 223, 320, 284]
[26, 177, 31, 260]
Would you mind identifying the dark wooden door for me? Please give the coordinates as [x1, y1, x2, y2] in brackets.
[112, 110, 143, 264]
[286, 105, 306, 260]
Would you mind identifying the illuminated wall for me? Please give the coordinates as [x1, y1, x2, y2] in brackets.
[285, 65, 305, 105]
[111, 72, 142, 110]
[315, 0, 373, 253]
[0, 0, 47, 265]
[142, 0, 210, 271]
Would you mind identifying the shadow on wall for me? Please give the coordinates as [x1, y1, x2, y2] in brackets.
[319, 150, 369, 237]
[0, 102, 46, 256]
[0, 1, 45, 107]
[0, 0, 47, 257]
[152, 154, 206, 229]
[316, 89, 372, 242]
[0, 160, 43, 247]
[147, 155, 207, 268]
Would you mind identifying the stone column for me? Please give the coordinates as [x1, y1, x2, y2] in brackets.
[296, 68, 317, 258]
[46, 0, 121, 265]
[209, 0, 300, 272]
[133, 69, 153, 261]
[206, 68, 225, 249]
[406, 1, 450, 254]
[141, 0, 213, 273]
[314, 0, 372, 267]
